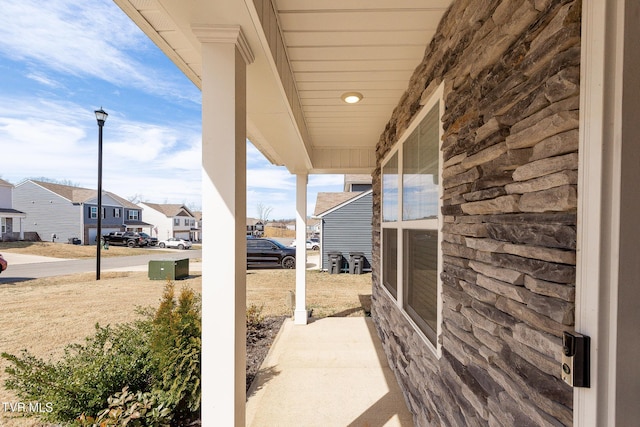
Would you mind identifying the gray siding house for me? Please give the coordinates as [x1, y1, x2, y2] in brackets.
[314, 190, 373, 272]
[13, 180, 148, 244]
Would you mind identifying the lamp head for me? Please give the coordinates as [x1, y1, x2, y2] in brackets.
[94, 108, 108, 125]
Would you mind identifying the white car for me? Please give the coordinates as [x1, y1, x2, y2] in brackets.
[158, 238, 192, 249]
[289, 240, 320, 250]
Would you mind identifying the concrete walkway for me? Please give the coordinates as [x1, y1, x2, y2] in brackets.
[246, 317, 414, 427]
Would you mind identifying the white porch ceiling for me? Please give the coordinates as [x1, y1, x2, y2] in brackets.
[113, 0, 452, 173]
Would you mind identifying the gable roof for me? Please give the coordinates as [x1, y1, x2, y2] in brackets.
[314, 190, 373, 218]
[141, 202, 195, 218]
[313, 191, 365, 217]
[28, 180, 140, 209]
[247, 217, 263, 226]
[0, 179, 13, 187]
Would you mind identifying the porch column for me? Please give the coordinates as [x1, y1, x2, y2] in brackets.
[577, 1, 640, 425]
[294, 173, 308, 324]
[193, 25, 254, 426]
[18, 217, 24, 240]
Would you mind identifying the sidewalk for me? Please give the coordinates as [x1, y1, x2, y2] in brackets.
[246, 317, 414, 426]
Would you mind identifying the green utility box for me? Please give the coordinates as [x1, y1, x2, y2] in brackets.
[148, 259, 189, 280]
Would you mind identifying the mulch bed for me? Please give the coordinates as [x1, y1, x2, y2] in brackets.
[246, 316, 286, 391]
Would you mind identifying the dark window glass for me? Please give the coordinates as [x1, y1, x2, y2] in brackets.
[383, 229, 398, 298]
[404, 229, 438, 345]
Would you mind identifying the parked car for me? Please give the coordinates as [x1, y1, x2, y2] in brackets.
[289, 239, 320, 250]
[158, 238, 192, 249]
[102, 231, 146, 248]
[248, 238, 296, 269]
[0, 254, 7, 273]
[138, 232, 158, 246]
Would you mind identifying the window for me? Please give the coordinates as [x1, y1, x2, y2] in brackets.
[114, 208, 120, 218]
[382, 229, 398, 298]
[102, 207, 106, 219]
[128, 210, 139, 221]
[381, 83, 443, 351]
[90, 207, 97, 219]
[174, 218, 180, 226]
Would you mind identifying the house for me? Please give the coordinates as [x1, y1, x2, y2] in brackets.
[306, 217, 320, 238]
[0, 179, 26, 241]
[116, 0, 639, 425]
[13, 180, 148, 244]
[313, 190, 373, 272]
[246, 217, 264, 236]
[192, 211, 202, 242]
[343, 174, 372, 192]
[138, 203, 197, 241]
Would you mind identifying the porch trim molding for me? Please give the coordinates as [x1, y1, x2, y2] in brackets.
[192, 24, 255, 65]
[577, 0, 640, 425]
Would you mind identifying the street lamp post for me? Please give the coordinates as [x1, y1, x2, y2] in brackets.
[95, 108, 108, 280]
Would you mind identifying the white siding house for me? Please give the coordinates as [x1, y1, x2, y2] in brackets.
[138, 203, 197, 241]
[0, 179, 26, 240]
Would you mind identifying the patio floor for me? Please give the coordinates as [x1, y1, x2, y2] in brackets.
[246, 317, 414, 426]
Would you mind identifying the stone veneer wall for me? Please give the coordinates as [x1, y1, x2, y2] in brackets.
[371, 0, 581, 425]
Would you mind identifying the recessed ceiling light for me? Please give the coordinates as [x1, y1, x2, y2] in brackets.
[341, 92, 363, 104]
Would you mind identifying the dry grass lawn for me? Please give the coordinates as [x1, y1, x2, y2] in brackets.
[0, 259, 371, 426]
[0, 241, 153, 258]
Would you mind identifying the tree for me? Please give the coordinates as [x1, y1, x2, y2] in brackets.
[127, 193, 145, 204]
[256, 203, 273, 223]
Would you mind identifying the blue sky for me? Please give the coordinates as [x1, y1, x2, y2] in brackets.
[0, 0, 343, 219]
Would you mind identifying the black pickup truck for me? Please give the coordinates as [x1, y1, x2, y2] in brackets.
[102, 231, 147, 248]
[138, 232, 158, 247]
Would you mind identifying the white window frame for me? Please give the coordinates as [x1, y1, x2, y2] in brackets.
[114, 208, 120, 218]
[128, 210, 139, 221]
[90, 206, 97, 219]
[380, 82, 444, 357]
[174, 218, 180, 226]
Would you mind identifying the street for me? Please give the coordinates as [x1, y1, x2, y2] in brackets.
[0, 249, 202, 284]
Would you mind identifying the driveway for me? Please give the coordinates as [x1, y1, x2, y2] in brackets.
[1, 252, 71, 265]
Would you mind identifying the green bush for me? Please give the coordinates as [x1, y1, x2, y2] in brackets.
[2, 321, 153, 422]
[92, 386, 172, 426]
[150, 284, 201, 421]
[1, 283, 201, 425]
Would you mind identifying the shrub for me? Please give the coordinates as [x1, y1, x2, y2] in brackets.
[92, 386, 172, 426]
[246, 304, 266, 345]
[2, 283, 201, 425]
[150, 284, 201, 422]
[2, 321, 153, 422]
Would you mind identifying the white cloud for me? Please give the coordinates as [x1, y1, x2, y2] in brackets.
[247, 168, 295, 191]
[0, 95, 202, 208]
[25, 72, 63, 88]
[0, 0, 199, 104]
